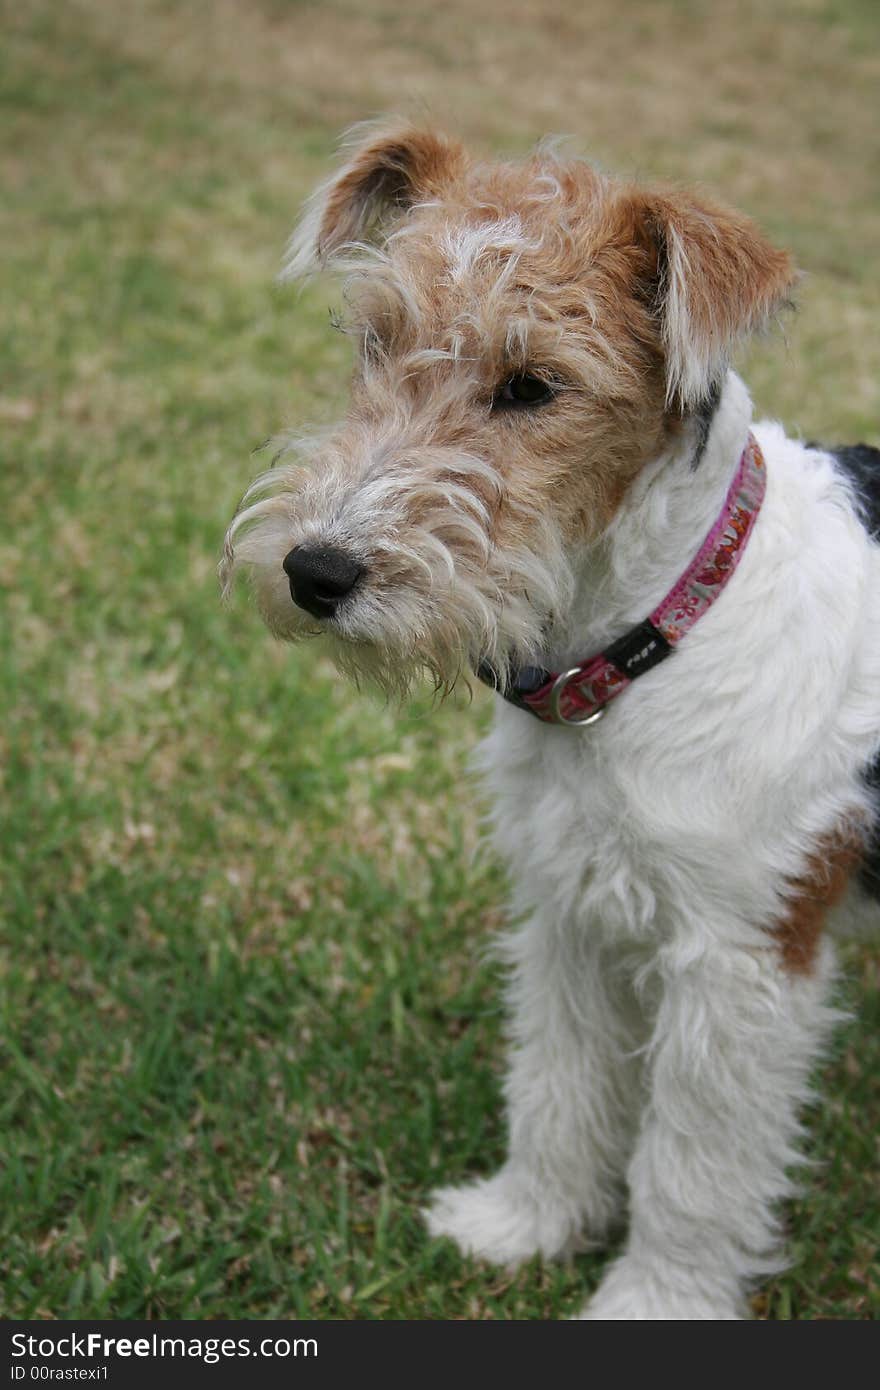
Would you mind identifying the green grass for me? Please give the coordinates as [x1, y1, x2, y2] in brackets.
[1, 0, 878, 1319]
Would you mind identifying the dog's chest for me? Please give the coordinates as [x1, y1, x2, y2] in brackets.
[478, 705, 691, 940]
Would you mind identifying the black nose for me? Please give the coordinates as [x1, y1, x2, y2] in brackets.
[282, 545, 364, 619]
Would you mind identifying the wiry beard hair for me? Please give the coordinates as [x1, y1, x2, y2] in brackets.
[220, 430, 575, 701]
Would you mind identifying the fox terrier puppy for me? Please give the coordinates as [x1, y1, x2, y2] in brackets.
[221, 123, 880, 1319]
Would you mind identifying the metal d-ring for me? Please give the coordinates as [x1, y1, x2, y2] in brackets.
[548, 668, 607, 726]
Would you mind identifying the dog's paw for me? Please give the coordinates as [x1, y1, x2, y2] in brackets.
[423, 1171, 582, 1266]
[575, 1255, 745, 1321]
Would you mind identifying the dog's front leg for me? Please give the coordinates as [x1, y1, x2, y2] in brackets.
[424, 911, 643, 1266]
[579, 936, 837, 1320]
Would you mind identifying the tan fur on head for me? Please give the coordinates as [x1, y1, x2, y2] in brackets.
[284, 123, 797, 400]
[224, 126, 798, 698]
[628, 189, 798, 408]
[282, 120, 467, 281]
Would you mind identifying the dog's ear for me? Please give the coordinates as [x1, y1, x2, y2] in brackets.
[282, 121, 466, 280]
[630, 188, 798, 409]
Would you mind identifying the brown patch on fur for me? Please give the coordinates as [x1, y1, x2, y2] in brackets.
[775, 831, 863, 976]
[315, 122, 467, 263]
[627, 187, 798, 406]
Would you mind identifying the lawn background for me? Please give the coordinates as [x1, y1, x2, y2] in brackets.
[1, 0, 878, 1319]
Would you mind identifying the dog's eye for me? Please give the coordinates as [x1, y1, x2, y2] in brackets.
[493, 374, 556, 410]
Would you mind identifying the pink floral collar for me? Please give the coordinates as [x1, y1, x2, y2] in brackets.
[481, 433, 766, 726]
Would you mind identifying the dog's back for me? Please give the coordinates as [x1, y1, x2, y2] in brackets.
[821, 443, 880, 905]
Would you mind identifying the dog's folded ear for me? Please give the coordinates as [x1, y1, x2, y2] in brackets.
[630, 189, 799, 410]
[282, 121, 466, 281]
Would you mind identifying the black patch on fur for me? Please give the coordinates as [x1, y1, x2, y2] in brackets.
[690, 379, 723, 471]
[815, 442, 880, 540]
[859, 750, 880, 901]
[821, 442, 880, 898]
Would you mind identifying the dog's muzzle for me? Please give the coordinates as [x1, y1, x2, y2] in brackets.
[282, 544, 364, 620]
